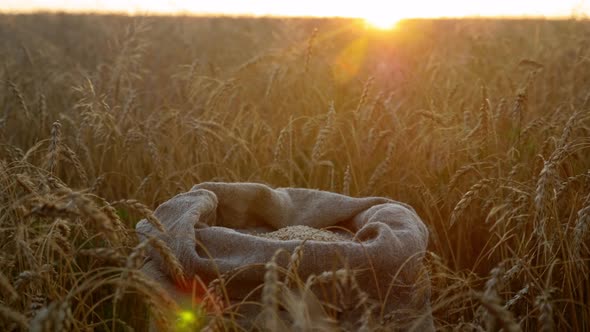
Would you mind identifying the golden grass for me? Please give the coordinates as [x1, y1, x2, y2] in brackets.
[0, 13, 589, 331]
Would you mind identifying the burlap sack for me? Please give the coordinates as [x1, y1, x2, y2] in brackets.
[136, 182, 433, 331]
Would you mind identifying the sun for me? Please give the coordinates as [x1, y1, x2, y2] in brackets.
[363, 14, 402, 30]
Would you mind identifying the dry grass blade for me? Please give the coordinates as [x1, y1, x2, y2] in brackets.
[518, 59, 544, 69]
[78, 248, 125, 265]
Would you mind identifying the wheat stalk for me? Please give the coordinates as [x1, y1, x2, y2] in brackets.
[572, 195, 590, 270]
[273, 125, 289, 163]
[342, 165, 352, 196]
[354, 77, 374, 117]
[304, 28, 319, 72]
[61, 145, 89, 185]
[312, 101, 336, 162]
[450, 178, 495, 226]
[512, 89, 528, 141]
[78, 248, 125, 265]
[262, 249, 283, 331]
[127, 271, 178, 331]
[447, 164, 480, 194]
[29, 300, 73, 332]
[46, 121, 62, 174]
[112, 199, 165, 233]
[69, 192, 120, 243]
[0, 273, 18, 302]
[365, 142, 394, 194]
[557, 111, 582, 148]
[285, 244, 304, 289]
[534, 144, 571, 236]
[146, 235, 185, 285]
[536, 291, 553, 332]
[115, 240, 150, 302]
[0, 304, 29, 330]
[505, 283, 530, 309]
[7, 80, 30, 119]
[473, 291, 521, 332]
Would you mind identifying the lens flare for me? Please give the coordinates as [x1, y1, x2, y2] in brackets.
[176, 307, 205, 331]
[364, 15, 401, 30]
[178, 310, 195, 325]
[335, 37, 369, 83]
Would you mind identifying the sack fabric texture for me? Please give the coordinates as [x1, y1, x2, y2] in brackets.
[136, 182, 434, 331]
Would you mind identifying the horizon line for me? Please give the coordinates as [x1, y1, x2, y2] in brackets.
[0, 9, 587, 21]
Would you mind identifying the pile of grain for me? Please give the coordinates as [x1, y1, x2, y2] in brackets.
[257, 225, 346, 242]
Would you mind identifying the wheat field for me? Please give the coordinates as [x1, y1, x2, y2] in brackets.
[0, 13, 589, 331]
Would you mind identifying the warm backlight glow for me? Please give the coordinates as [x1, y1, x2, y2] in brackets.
[2, 0, 589, 20]
[364, 15, 401, 30]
